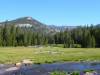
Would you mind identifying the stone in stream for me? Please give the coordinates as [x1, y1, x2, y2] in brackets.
[84, 72, 97, 75]
[5, 67, 19, 72]
[22, 59, 33, 65]
[15, 59, 33, 67]
[15, 62, 22, 67]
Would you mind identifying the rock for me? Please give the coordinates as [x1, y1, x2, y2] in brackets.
[22, 59, 33, 65]
[84, 72, 95, 75]
[5, 67, 19, 72]
[15, 62, 22, 67]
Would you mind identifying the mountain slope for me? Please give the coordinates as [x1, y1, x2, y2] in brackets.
[0, 17, 50, 33]
[0, 17, 77, 33]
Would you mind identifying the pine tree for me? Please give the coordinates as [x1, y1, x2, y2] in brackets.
[0, 27, 3, 46]
[10, 25, 16, 46]
[91, 36, 96, 48]
[2, 22, 11, 46]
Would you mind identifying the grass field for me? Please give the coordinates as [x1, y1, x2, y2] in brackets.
[0, 47, 100, 64]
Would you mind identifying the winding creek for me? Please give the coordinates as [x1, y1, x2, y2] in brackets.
[0, 62, 100, 75]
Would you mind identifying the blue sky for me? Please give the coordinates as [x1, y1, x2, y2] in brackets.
[0, 0, 100, 26]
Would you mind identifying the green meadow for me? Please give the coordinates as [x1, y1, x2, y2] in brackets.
[0, 47, 100, 64]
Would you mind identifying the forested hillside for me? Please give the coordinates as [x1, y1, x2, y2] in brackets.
[0, 22, 100, 48]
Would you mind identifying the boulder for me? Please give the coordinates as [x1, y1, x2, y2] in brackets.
[84, 72, 95, 75]
[15, 62, 22, 67]
[22, 59, 33, 65]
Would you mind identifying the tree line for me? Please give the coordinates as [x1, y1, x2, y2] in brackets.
[0, 23, 100, 48]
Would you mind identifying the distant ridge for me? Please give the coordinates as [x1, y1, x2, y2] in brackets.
[0, 17, 50, 33]
[0, 17, 46, 26]
[0, 17, 77, 33]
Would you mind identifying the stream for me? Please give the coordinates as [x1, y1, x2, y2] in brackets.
[0, 62, 100, 75]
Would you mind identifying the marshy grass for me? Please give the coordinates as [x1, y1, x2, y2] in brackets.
[0, 47, 99, 64]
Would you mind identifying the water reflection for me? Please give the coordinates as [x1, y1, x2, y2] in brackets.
[1, 62, 100, 75]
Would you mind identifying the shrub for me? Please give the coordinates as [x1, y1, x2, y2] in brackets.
[73, 44, 82, 48]
[50, 71, 66, 75]
[71, 71, 80, 75]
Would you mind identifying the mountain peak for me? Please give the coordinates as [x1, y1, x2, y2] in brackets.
[0, 16, 48, 28]
[23, 16, 33, 20]
[27, 17, 33, 20]
[18, 16, 33, 21]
